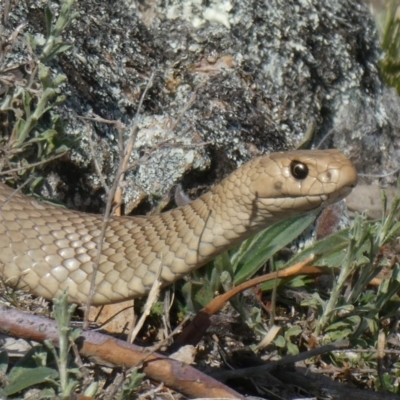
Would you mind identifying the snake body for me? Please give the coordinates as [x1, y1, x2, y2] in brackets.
[0, 149, 357, 305]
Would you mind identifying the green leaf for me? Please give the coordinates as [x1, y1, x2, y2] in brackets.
[364, 317, 379, 335]
[44, 6, 54, 39]
[287, 341, 299, 355]
[23, 91, 32, 117]
[375, 271, 400, 310]
[288, 229, 350, 269]
[84, 381, 99, 397]
[274, 335, 286, 348]
[4, 367, 59, 395]
[324, 320, 351, 331]
[215, 252, 234, 282]
[119, 368, 146, 399]
[8, 345, 50, 380]
[233, 212, 316, 284]
[25, 32, 36, 51]
[37, 388, 57, 399]
[326, 314, 361, 333]
[194, 282, 215, 307]
[301, 292, 326, 309]
[38, 63, 51, 83]
[0, 351, 9, 374]
[260, 277, 283, 292]
[325, 329, 352, 342]
[47, 43, 73, 59]
[26, 129, 57, 144]
[285, 325, 302, 339]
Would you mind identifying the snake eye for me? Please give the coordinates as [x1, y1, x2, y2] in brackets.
[290, 161, 309, 180]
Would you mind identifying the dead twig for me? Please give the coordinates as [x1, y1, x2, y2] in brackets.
[83, 72, 155, 326]
[129, 259, 162, 343]
[211, 340, 350, 382]
[0, 151, 68, 176]
[0, 304, 244, 399]
[173, 255, 319, 349]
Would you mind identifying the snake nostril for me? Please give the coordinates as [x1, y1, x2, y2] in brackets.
[290, 161, 309, 180]
[274, 181, 283, 190]
[326, 171, 332, 180]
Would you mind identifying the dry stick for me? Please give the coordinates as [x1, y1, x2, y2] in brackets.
[0, 151, 68, 175]
[129, 260, 162, 343]
[202, 255, 318, 316]
[2, 0, 11, 25]
[269, 257, 278, 328]
[162, 288, 175, 337]
[137, 382, 164, 400]
[86, 124, 109, 193]
[377, 330, 387, 391]
[83, 72, 155, 327]
[69, 340, 93, 393]
[0, 304, 243, 399]
[173, 256, 321, 349]
[79, 114, 125, 131]
[275, 367, 400, 400]
[192, 257, 392, 335]
[164, 80, 206, 136]
[90, 304, 137, 331]
[102, 372, 126, 400]
[316, 128, 334, 149]
[0, 177, 35, 207]
[201, 256, 386, 319]
[148, 314, 191, 354]
[358, 169, 400, 178]
[113, 72, 155, 216]
[211, 339, 350, 382]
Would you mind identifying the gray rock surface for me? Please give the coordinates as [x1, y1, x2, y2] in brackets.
[1, 0, 399, 213]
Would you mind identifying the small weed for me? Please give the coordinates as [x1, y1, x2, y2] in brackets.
[0, 0, 76, 187]
[378, 0, 400, 94]
[0, 292, 83, 399]
[180, 180, 400, 393]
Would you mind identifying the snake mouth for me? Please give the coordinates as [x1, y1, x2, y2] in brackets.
[318, 184, 355, 208]
[262, 184, 355, 201]
[336, 184, 355, 198]
[258, 184, 354, 215]
[283, 184, 356, 212]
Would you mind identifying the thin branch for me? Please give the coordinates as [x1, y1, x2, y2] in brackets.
[129, 260, 162, 343]
[211, 340, 350, 382]
[0, 304, 244, 399]
[0, 151, 68, 175]
[83, 72, 155, 326]
[85, 123, 109, 193]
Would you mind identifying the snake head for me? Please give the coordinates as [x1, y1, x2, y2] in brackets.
[247, 149, 358, 216]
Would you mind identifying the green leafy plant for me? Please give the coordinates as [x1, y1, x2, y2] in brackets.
[0, 346, 59, 397]
[45, 293, 83, 399]
[0, 292, 84, 399]
[180, 178, 400, 393]
[39, 0, 77, 62]
[117, 369, 146, 400]
[0, 0, 76, 186]
[182, 212, 316, 310]
[378, 1, 400, 94]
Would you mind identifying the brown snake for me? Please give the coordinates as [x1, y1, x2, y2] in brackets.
[0, 149, 357, 305]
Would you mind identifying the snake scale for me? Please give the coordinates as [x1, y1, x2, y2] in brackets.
[0, 149, 357, 305]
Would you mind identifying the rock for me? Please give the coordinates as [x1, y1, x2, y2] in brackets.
[346, 183, 397, 220]
[1, 0, 398, 213]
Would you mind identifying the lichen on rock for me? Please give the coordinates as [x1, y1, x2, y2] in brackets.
[0, 0, 398, 214]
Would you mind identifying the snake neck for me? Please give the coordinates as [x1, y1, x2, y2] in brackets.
[166, 184, 272, 270]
